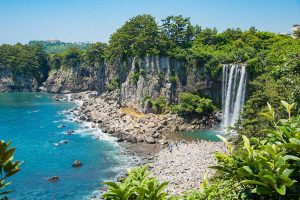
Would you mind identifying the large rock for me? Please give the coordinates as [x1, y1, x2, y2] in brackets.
[48, 176, 59, 182]
[72, 160, 83, 168]
[145, 136, 155, 144]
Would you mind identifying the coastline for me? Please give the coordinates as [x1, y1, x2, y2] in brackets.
[56, 91, 227, 195]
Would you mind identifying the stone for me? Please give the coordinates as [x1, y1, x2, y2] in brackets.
[145, 136, 155, 144]
[72, 160, 82, 168]
[48, 176, 59, 182]
[58, 140, 68, 145]
[66, 130, 75, 135]
[136, 136, 144, 142]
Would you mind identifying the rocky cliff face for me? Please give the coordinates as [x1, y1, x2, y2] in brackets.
[42, 65, 98, 93]
[0, 56, 222, 110]
[101, 56, 222, 111]
[0, 68, 39, 92]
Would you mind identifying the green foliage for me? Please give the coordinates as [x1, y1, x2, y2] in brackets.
[101, 165, 168, 200]
[142, 96, 167, 114]
[169, 75, 177, 84]
[62, 47, 81, 68]
[106, 14, 160, 61]
[240, 37, 300, 138]
[107, 76, 120, 91]
[161, 15, 194, 49]
[171, 92, 216, 117]
[152, 96, 167, 113]
[82, 42, 107, 67]
[210, 102, 300, 199]
[132, 71, 140, 85]
[0, 140, 21, 198]
[0, 43, 50, 83]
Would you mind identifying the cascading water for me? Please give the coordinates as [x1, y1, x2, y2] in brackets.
[222, 64, 247, 129]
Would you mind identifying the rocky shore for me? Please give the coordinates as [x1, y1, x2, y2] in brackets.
[56, 91, 226, 196]
[151, 141, 227, 195]
[63, 91, 221, 145]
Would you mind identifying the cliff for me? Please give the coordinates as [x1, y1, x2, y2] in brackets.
[102, 56, 222, 111]
[0, 68, 39, 92]
[0, 56, 222, 110]
[42, 65, 99, 93]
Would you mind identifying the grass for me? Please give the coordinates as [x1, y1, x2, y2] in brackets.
[120, 107, 145, 118]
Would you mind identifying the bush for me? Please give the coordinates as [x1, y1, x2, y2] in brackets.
[107, 76, 120, 91]
[152, 96, 167, 113]
[210, 101, 300, 199]
[101, 165, 168, 200]
[0, 140, 21, 198]
[172, 92, 216, 117]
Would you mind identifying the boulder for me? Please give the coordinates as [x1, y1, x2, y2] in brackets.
[145, 136, 155, 144]
[48, 176, 59, 182]
[72, 160, 82, 168]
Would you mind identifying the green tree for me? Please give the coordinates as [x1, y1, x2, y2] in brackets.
[106, 14, 160, 61]
[83, 42, 107, 67]
[62, 47, 81, 68]
[161, 15, 194, 48]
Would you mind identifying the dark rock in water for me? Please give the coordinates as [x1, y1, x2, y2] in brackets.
[48, 176, 59, 182]
[58, 140, 68, 145]
[66, 130, 75, 135]
[58, 124, 66, 128]
[72, 160, 82, 168]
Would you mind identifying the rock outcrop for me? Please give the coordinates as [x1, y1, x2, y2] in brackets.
[0, 68, 39, 92]
[42, 66, 98, 93]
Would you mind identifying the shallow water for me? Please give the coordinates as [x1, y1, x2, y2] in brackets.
[182, 129, 224, 142]
[0, 92, 131, 200]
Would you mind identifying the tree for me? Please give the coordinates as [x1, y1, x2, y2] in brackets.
[83, 42, 107, 67]
[62, 47, 81, 68]
[161, 15, 194, 48]
[106, 14, 160, 61]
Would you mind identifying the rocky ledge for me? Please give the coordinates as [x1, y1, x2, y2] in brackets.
[66, 91, 220, 144]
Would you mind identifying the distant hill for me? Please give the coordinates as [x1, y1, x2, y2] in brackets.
[28, 40, 93, 53]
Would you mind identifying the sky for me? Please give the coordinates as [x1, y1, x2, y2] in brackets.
[0, 0, 299, 44]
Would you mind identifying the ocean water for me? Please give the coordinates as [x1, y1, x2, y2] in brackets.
[0, 92, 131, 200]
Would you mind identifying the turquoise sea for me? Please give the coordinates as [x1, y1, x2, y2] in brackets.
[0, 92, 131, 200]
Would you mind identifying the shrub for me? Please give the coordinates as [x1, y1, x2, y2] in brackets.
[107, 76, 120, 91]
[101, 165, 168, 200]
[172, 92, 216, 117]
[0, 140, 21, 198]
[132, 71, 140, 85]
[210, 101, 300, 199]
[152, 96, 167, 113]
[169, 75, 177, 84]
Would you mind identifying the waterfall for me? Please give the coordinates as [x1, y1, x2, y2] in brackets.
[222, 64, 247, 128]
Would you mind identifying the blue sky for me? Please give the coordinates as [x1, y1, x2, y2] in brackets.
[0, 0, 299, 44]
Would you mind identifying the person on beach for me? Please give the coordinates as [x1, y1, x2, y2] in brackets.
[168, 143, 173, 153]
